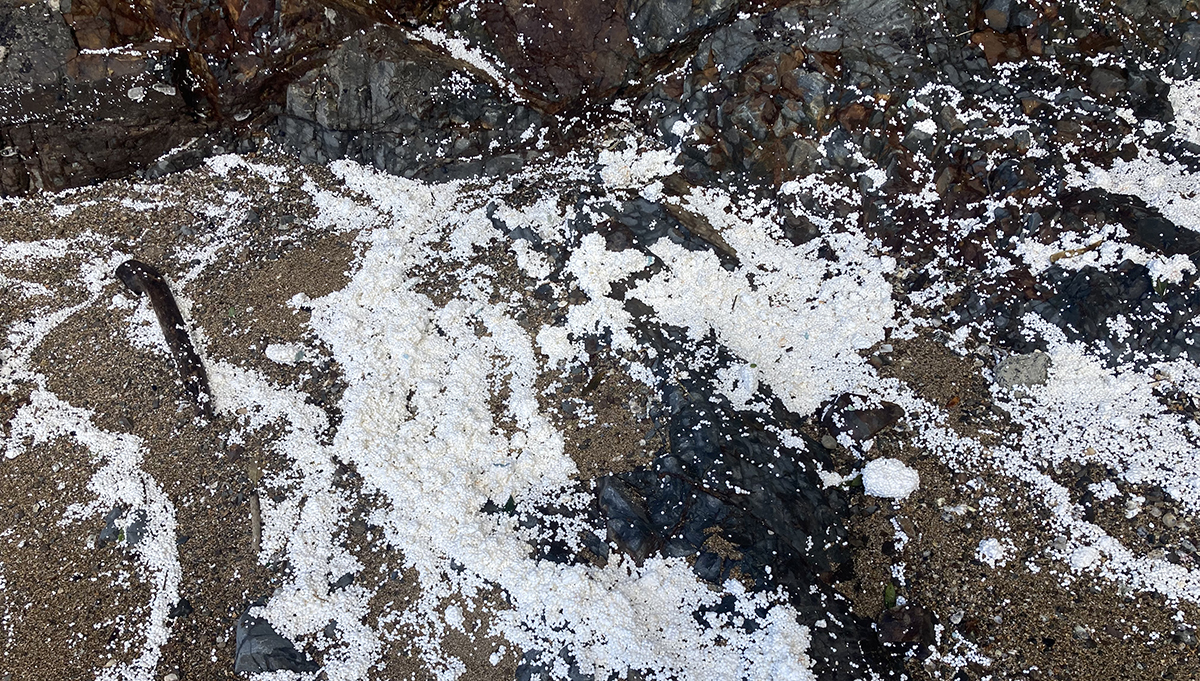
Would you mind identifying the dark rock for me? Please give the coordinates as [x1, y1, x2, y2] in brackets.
[93, 505, 147, 548]
[982, 0, 1013, 33]
[168, 597, 194, 619]
[2, 0, 446, 196]
[515, 647, 592, 681]
[1089, 67, 1128, 98]
[281, 28, 545, 181]
[821, 395, 905, 441]
[1168, 21, 1200, 79]
[124, 509, 147, 547]
[596, 476, 655, 565]
[585, 321, 901, 678]
[233, 610, 319, 674]
[472, 0, 638, 107]
[703, 18, 760, 75]
[95, 506, 126, 548]
[0, 2, 76, 87]
[878, 605, 935, 645]
[627, 0, 736, 57]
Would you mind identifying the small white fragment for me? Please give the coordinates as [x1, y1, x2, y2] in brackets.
[1088, 480, 1119, 501]
[817, 469, 845, 488]
[670, 119, 693, 139]
[127, 86, 146, 102]
[265, 343, 305, 365]
[861, 458, 920, 500]
[444, 604, 465, 632]
[912, 118, 938, 135]
[535, 325, 577, 365]
[976, 538, 1009, 568]
[1070, 546, 1101, 570]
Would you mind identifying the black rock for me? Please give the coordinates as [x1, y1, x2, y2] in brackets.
[233, 610, 319, 674]
[515, 647, 592, 681]
[878, 605, 936, 646]
[821, 395, 905, 441]
[596, 476, 656, 565]
[168, 598, 194, 619]
[1089, 67, 1128, 98]
[627, 0, 737, 57]
[982, 0, 1013, 33]
[281, 29, 545, 182]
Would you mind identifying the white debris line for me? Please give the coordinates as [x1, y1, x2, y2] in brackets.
[876, 363, 1200, 605]
[1, 250, 126, 389]
[631, 185, 895, 417]
[1080, 153, 1200, 247]
[6, 390, 183, 681]
[207, 360, 382, 681]
[1, 249, 183, 681]
[213, 158, 821, 680]
[1013, 220, 1196, 285]
[412, 26, 527, 101]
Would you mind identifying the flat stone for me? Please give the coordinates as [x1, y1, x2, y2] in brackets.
[995, 351, 1051, 389]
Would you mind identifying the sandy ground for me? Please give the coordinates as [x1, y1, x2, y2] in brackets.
[1, 146, 1198, 680]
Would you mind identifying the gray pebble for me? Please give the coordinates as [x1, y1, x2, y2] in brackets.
[995, 351, 1050, 389]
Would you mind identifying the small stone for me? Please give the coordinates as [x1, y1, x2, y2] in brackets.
[982, 0, 1012, 32]
[234, 611, 318, 673]
[995, 351, 1050, 389]
[1089, 68, 1127, 98]
[164, 673, 180, 681]
[1021, 97, 1045, 116]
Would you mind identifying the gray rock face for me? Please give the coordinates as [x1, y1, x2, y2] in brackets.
[1170, 21, 1200, 78]
[996, 351, 1051, 389]
[0, 2, 213, 196]
[626, 0, 736, 56]
[281, 29, 545, 180]
[0, 2, 76, 87]
[982, 0, 1013, 33]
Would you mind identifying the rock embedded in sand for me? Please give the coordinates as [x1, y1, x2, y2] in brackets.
[996, 350, 1051, 389]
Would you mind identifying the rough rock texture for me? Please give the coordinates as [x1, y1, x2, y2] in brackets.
[233, 610, 319, 674]
[995, 350, 1051, 389]
[281, 28, 545, 180]
[276, 0, 758, 172]
[0, 2, 205, 193]
[0, 0, 448, 195]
